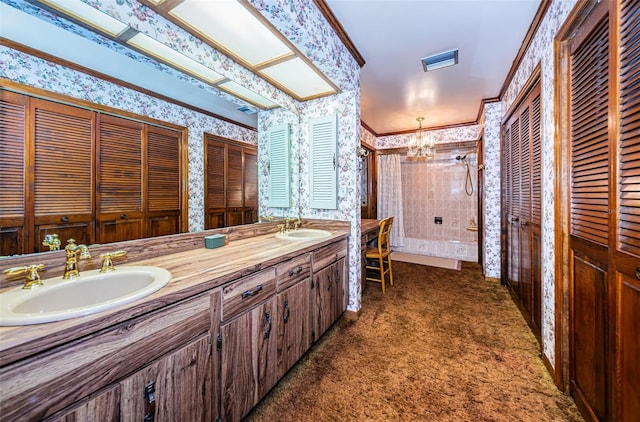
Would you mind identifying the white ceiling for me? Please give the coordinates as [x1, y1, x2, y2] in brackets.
[1, 1, 541, 135]
[325, 0, 541, 134]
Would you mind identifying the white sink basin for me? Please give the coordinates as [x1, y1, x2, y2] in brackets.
[276, 228, 332, 241]
[0, 266, 171, 326]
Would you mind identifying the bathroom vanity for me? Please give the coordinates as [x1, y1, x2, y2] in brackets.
[0, 222, 349, 421]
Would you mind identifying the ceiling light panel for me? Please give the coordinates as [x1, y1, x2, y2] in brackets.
[38, 0, 128, 37]
[219, 80, 278, 109]
[260, 57, 337, 99]
[127, 32, 224, 84]
[169, 0, 292, 66]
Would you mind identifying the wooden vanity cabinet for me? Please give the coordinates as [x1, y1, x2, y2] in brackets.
[0, 292, 216, 421]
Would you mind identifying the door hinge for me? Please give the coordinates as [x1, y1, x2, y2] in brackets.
[216, 333, 222, 351]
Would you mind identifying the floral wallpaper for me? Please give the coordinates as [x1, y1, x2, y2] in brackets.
[500, 0, 578, 368]
[376, 125, 479, 149]
[481, 102, 503, 279]
[0, 46, 257, 234]
[360, 124, 377, 148]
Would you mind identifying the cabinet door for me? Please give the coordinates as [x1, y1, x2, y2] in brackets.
[277, 278, 312, 379]
[32, 99, 94, 252]
[97, 115, 143, 243]
[221, 297, 277, 422]
[0, 91, 27, 255]
[147, 126, 182, 236]
[313, 261, 338, 340]
[120, 335, 212, 422]
[47, 385, 120, 422]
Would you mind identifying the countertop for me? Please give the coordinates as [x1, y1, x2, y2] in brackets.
[361, 219, 380, 237]
[0, 228, 349, 366]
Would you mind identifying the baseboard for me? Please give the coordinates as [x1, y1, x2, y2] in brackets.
[541, 353, 561, 389]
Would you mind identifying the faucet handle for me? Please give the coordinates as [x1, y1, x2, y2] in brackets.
[99, 250, 127, 273]
[3, 264, 46, 289]
[42, 233, 61, 251]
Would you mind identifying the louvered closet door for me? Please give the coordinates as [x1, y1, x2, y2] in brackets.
[616, 0, 640, 418]
[0, 91, 27, 255]
[226, 145, 244, 226]
[147, 126, 181, 237]
[519, 105, 533, 317]
[243, 149, 258, 224]
[530, 90, 543, 334]
[32, 99, 95, 250]
[508, 118, 521, 294]
[568, 4, 610, 420]
[205, 138, 227, 229]
[97, 114, 143, 244]
[502, 126, 511, 285]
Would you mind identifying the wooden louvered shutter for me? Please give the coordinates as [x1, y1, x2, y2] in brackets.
[97, 115, 143, 243]
[33, 100, 93, 217]
[309, 115, 338, 209]
[0, 91, 27, 255]
[510, 119, 521, 220]
[98, 116, 142, 213]
[531, 93, 542, 225]
[569, 16, 610, 246]
[205, 137, 226, 229]
[147, 126, 181, 236]
[147, 126, 180, 212]
[520, 107, 531, 223]
[267, 124, 290, 208]
[618, 0, 640, 257]
[227, 146, 243, 209]
[503, 126, 511, 218]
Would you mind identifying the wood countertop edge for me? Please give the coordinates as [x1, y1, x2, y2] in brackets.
[0, 229, 349, 367]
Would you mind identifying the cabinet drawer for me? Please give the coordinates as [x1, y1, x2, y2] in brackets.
[312, 239, 348, 271]
[276, 253, 311, 291]
[0, 293, 212, 421]
[222, 268, 276, 321]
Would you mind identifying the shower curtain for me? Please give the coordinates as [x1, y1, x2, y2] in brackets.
[377, 154, 405, 247]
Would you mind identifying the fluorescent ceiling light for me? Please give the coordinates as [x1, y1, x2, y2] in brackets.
[421, 49, 459, 72]
[219, 80, 278, 109]
[260, 57, 336, 99]
[169, 0, 292, 66]
[38, 0, 128, 37]
[127, 32, 224, 84]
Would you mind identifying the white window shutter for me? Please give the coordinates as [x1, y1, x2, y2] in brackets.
[309, 114, 337, 209]
[267, 124, 291, 208]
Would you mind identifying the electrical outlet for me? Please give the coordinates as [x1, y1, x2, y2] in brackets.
[435, 217, 443, 224]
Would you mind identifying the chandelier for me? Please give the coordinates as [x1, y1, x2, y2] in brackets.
[407, 117, 435, 160]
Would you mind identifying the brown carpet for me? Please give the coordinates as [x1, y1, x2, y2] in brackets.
[245, 261, 584, 421]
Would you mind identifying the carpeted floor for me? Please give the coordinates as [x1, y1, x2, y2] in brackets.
[245, 261, 584, 421]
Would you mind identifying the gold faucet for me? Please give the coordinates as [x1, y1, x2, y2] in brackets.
[3, 264, 46, 289]
[42, 233, 61, 251]
[99, 250, 127, 273]
[63, 239, 91, 279]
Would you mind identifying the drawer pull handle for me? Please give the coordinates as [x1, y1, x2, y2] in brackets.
[264, 311, 272, 339]
[283, 299, 290, 323]
[288, 266, 303, 276]
[61, 216, 69, 223]
[144, 381, 156, 422]
[636, 267, 640, 280]
[120, 214, 127, 219]
[241, 284, 263, 299]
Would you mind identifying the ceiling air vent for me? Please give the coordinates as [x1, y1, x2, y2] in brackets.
[421, 49, 459, 72]
[236, 105, 257, 114]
